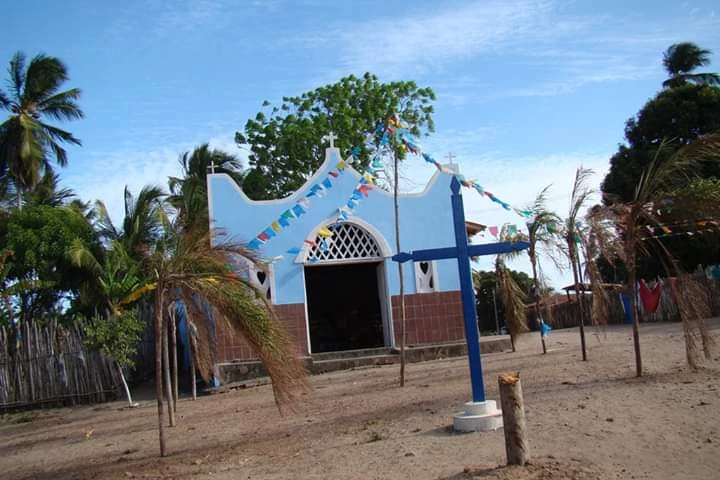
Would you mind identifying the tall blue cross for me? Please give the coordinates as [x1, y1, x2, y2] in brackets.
[393, 177, 529, 402]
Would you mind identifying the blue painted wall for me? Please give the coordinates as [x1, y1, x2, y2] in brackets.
[208, 148, 460, 305]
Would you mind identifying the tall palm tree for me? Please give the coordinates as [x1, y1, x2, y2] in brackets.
[525, 187, 561, 354]
[564, 167, 595, 361]
[0, 52, 83, 206]
[662, 42, 720, 88]
[168, 144, 246, 233]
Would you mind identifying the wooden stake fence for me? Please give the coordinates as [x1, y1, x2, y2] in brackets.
[0, 321, 121, 412]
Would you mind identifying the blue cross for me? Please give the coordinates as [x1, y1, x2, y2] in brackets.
[393, 176, 529, 402]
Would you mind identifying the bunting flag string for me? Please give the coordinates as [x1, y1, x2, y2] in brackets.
[246, 160, 348, 251]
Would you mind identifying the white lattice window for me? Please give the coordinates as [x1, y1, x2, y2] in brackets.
[306, 223, 382, 263]
[231, 256, 273, 301]
[414, 261, 437, 293]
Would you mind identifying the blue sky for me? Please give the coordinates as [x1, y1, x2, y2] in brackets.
[2, 0, 720, 287]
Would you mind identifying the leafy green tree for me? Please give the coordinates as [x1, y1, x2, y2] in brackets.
[0, 204, 100, 323]
[663, 42, 720, 88]
[602, 44, 720, 276]
[236, 73, 435, 199]
[168, 144, 245, 233]
[0, 52, 83, 206]
[83, 311, 144, 407]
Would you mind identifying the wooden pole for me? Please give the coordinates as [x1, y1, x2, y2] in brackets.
[498, 372, 529, 466]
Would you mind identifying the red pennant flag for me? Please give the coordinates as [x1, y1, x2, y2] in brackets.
[328, 171, 339, 178]
[304, 239, 317, 248]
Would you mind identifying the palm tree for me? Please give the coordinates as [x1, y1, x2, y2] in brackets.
[594, 134, 720, 376]
[94, 185, 167, 260]
[525, 187, 561, 354]
[564, 167, 595, 361]
[130, 224, 305, 457]
[0, 52, 83, 206]
[168, 144, 246, 233]
[662, 42, 720, 88]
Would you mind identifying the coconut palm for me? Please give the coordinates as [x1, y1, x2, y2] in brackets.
[130, 224, 306, 456]
[0, 52, 83, 206]
[564, 167, 595, 361]
[168, 144, 246, 233]
[94, 185, 167, 260]
[662, 42, 720, 88]
[525, 187, 562, 354]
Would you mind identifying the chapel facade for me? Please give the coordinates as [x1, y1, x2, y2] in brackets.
[207, 146, 469, 362]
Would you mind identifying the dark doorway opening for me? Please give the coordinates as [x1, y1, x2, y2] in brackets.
[305, 262, 385, 353]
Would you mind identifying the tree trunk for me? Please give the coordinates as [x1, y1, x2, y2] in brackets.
[162, 314, 176, 427]
[498, 372, 529, 466]
[530, 252, 546, 354]
[169, 305, 178, 410]
[394, 152, 407, 387]
[190, 349, 197, 401]
[628, 259, 642, 377]
[569, 239, 587, 361]
[154, 287, 167, 457]
[117, 361, 136, 408]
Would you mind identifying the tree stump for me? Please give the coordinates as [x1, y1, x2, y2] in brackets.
[498, 372, 529, 466]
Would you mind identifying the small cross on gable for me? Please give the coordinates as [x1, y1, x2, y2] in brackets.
[446, 152, 456, 164]
[322, 132, 338, 148]
[209, 160, 216, 174]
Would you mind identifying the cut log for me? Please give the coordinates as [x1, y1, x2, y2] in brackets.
[498, 372, 529, 466]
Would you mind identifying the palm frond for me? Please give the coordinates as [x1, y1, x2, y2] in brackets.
[36, 88, 84, 121]
[495, 258, 529, 341]
[9, 52, 25, 99]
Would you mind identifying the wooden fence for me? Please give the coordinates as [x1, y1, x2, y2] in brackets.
[0, 321, 121, 412]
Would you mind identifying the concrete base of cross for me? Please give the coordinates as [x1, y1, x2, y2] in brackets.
[453, 400, 503, 432]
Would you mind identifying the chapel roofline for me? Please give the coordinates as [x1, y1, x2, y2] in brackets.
[208, 146, 458, 206]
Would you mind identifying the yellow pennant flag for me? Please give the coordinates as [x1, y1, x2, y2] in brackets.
[336, 160, 347, 170]
[271, 221, 282, 233]
[363, 173, 376, 184]
[317, 227, 333, 238]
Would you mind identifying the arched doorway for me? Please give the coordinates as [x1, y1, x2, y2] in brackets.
[303, 222, 390, 353]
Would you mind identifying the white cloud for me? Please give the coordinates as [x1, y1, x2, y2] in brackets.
[63, 132, 246, 226]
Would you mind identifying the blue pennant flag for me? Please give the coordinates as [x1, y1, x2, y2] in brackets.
[247, 239, 262, 250]
[322, 178, 332, 189]
[287, 247, 301, 255]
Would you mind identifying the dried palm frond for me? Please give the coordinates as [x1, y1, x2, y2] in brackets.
[495, 258, 528, 349]
[674, 273, 717, 368]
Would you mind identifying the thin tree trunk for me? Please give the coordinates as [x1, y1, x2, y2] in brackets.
[163, 314, 176, 427]
[117, 361, 136, 407]
[169, 305, 178, 410]
[530, 253, 546, 354]
[394, 152, 407, 387]
[16, 187, 22, 210]
[154, 287, 167, 457]
[569, 239, 587, 361]
[190, 348, 197, 401]
[628, 260, 642, 377]
[498, 372, 529, 466]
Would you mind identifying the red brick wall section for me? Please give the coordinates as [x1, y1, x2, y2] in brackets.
[391, 291, 465, 346]
[215, 303, 309, 362]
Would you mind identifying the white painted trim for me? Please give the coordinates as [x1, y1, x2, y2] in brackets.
[301, 267, 313, 355]
[294, 215, 393, 264]
[206, 146, 455, 206]
[377, 261, 395, 348]
[414, 260, 439, 293]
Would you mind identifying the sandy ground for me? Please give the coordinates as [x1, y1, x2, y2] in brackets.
[1, 320, 719, 480]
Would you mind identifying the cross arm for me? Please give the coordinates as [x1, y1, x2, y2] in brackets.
[467, 241, 530, 257]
